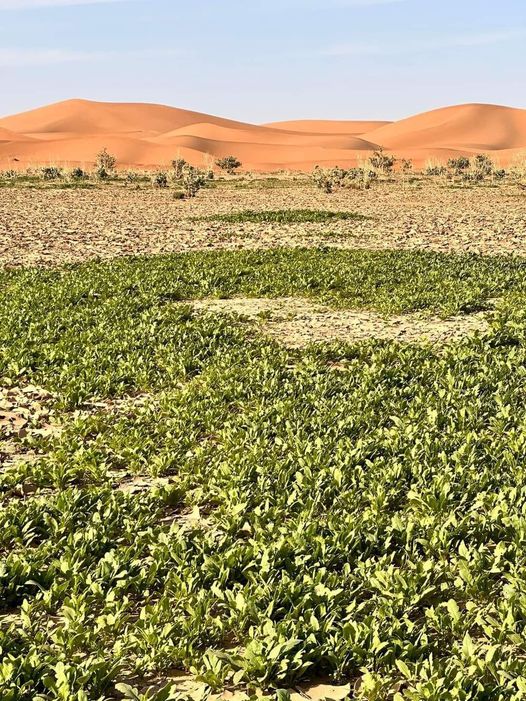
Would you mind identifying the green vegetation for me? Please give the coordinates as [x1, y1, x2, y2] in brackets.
[4, 249, 526, 698]
[215, 156, 242, 174]
[195, 209, 368, 224]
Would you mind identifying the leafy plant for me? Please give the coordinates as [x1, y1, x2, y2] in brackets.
[369, 147, 396, 174]
[195, 209, 367, 224]
[181, 165, 206, 197]
[151, 171, 169, 188]
[216, 156, 242, 174]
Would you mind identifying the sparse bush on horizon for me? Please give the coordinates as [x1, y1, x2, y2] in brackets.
[312, 165, 377, 193]
[448, 156, 470, 175]
[39, 166, 63, 181]
[95, 147, 117, 180]
[369, 147, 396, 175]
[181, 164, 206, 197]
[171, 158, 187, 179]
[216, 155, 242, 174]
[69, 167, 87, 181]
[151, 171, 169, 188]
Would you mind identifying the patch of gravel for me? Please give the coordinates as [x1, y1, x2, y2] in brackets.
[0, 383, 61, 470]
[190, 296, 490, 347]
[0, 180, 525, 267]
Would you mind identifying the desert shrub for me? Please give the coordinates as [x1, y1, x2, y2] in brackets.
[173, 190, 185, 200]
[311, 166, 342, 193]
[216, 156, 242, 174]
[425, 165, 447, 176]
[70, 167, 87, 180]
[171, 158, 187, 179]
[312, 166, 376, 193]
[369, 147, 396, 174]
[472, 154, 494, 179]
[1, 169, 18, 180]
[448, 157, 470, 175]
[181, 165, 206, 198]
[39, 166, 63, 181]
[493, 169, 506, 180]
[401, 158, 413, 175]
[96, 148, 117, 172]
[95, 148, 117, 180]
[124, 170, 141, 186]
[151, 171, 169, 188]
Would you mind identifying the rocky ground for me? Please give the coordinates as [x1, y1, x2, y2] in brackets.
[1, 178, 525, 267]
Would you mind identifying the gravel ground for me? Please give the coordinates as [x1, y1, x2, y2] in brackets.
[1, 179, 526, 267]
[189, 296, 490, 347]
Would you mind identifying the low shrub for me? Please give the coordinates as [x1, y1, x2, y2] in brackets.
[39, 166, 63, 181]
[151, 171, 169, 188]
[172, 158, 187, 179]
[182, 165, 206, 198]
[216, 156, 242, 174]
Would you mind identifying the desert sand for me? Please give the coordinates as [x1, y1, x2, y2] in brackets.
[0, 99, 525, 171]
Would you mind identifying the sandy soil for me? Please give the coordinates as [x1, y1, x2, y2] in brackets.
[1, 99, 526, 170]
[190, 297, 489, 347]
[1, 180, 525, 268]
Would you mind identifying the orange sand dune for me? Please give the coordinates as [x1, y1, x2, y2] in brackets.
[264, 119, 391, 135]
[1, 99, 525, 171]
[364, 104, 526, 153]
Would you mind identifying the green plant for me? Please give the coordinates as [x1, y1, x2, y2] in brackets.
[171, 158, 187, 179]
[448, 156, 470, 175]
[95, 148, 117, 179]
[70, 167, 87, 181]
[369, 147, 396, 174]
[181, 165, 206, 197]
[151, 171, 169, 188]
[194, 209, 367, 224]
[216, 156, 242, 174]
[39, 166, 63, 181]
[472, 154, 495, 179]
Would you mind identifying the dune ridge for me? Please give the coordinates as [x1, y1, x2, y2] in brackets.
[1, 99, 525, 171]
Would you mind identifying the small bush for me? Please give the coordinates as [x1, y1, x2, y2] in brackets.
[173, 190, 185, 200]
[312, 166, 376, 193]
[472, 154, 494, 179]
[181, 165, 206, 198]
[369, 148, 396, 174]
[1, 169, 18, 180]
[70, 167, 87, 180]
[96, 148, 117, 172]
[448, 157, 470, 175]
[216, 156, 242, 174]
[425, 165, 447, 176]
[401, 159, 413, 175]
[311, 166, 339, 193]
[171, 158, 187, 179]
[39, 166, 63, 181]
[151, 171, 169, 188]
[125, 170, 141, 186]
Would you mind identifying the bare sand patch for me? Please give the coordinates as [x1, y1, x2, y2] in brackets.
[190, 296, 489, 347]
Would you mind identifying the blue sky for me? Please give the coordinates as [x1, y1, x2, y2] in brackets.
[0, 0, 525, 122]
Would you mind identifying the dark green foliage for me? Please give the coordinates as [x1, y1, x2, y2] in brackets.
[195, 209, 367, 224]
[216, 156, 242, 174]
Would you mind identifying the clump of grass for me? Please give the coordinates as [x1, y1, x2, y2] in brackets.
[195, 209, 368, 224]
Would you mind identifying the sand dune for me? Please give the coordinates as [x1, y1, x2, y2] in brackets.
[264, 119, 391, 135]
[0, 99, 525, 171]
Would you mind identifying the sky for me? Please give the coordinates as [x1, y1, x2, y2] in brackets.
[0, 0, 525, 122]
